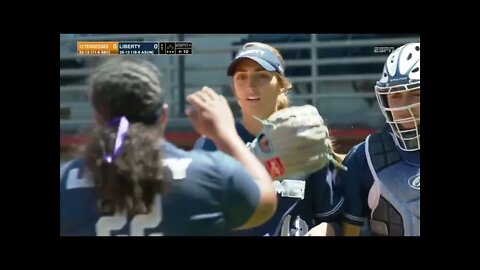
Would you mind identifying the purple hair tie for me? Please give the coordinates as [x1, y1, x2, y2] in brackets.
[104, 116, 129, 163]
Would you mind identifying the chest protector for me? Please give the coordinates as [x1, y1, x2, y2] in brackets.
[365, 128, 420, 236]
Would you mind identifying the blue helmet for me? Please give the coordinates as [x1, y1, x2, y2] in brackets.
[375, 43, 420, 151]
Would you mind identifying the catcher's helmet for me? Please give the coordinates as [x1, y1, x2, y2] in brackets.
[375, 42, 420, 151]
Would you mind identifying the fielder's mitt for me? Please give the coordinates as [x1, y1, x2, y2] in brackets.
[247, 105, 347, 179]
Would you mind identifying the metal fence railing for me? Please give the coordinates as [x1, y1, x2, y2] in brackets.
[60, 34, 419, 133]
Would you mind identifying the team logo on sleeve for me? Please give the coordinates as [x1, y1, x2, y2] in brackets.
[264, 157, 285, 178]
[408, 174, 420, 190]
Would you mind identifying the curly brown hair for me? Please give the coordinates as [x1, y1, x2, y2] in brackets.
[85, 57, 167, 217]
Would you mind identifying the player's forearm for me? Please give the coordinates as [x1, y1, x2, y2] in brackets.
[213, 134, 272, 185]
[214, 134, 277, 230]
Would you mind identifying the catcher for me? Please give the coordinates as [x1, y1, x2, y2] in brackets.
[336, 43, 420, 236]
[194, 42, 345, 236]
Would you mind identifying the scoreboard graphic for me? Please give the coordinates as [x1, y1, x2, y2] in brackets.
[77, 41, 193, 55]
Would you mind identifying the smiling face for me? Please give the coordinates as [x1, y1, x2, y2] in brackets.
[232, 59, 283, 119]
[386, 88, 420, 130]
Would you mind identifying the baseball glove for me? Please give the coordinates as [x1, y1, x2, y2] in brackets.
[247, 105, 347, 179]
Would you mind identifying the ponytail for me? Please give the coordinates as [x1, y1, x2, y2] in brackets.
[276, 93, 289, 111]
[85, 119, 166, 217]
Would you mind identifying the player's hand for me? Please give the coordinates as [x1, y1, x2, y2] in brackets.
[186, 86, 237, 142]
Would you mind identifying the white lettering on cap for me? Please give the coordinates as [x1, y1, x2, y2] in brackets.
[237, 49, 265, 58]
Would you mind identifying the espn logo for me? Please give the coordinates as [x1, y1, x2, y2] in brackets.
[374, 47, 395, 53]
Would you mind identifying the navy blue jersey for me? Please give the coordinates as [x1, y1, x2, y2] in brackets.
[337, 126, 420, 235]
[194, 121, 344, 236]
[60, 141, 260, 236]
[335, 142, 373, 226]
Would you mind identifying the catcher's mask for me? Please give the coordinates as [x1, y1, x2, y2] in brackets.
[375, 42, 420, 151]
[227, 43, 284, 76]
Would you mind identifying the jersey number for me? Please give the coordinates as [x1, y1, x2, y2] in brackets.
[281, 215, 309, 236]
[94, 158, 192, 236]
[95, 195, 163, 236]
